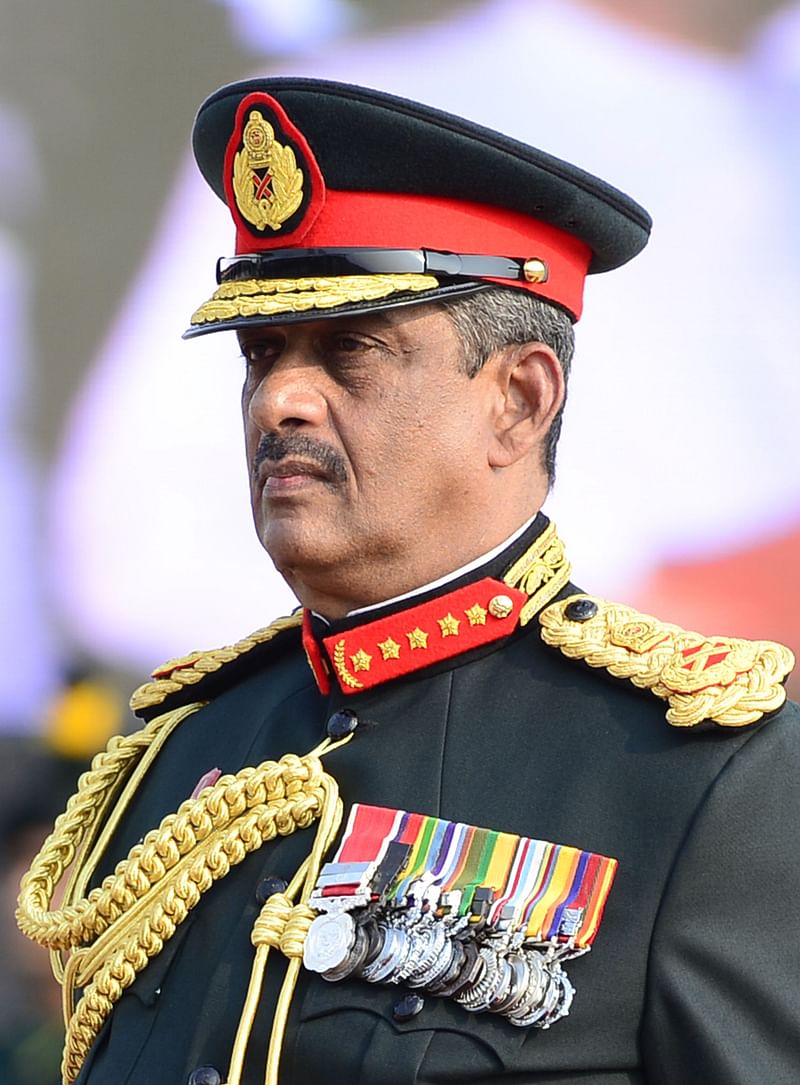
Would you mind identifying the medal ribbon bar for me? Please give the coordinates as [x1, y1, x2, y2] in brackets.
[304, 804, 618, 1029]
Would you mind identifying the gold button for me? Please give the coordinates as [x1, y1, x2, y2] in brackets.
[488, 595, 514, 619]
[523, 258, 548, 284]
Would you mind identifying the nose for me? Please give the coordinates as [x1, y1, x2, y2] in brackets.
[245, 352, 328, 434]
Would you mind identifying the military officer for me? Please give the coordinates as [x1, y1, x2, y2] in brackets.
[18, 79, 800, 1085]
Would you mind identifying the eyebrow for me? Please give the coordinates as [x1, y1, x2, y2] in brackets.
[237, 311, 412, 343]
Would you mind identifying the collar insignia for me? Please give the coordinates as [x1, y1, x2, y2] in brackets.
[312, 521, 572, 696]
[133, 522, 573, 710]
[503, 519, 571, 623]
[321, 579, 528, 695]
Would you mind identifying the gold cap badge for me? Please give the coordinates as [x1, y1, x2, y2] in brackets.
[223, 91, 325, 248]
[233, 110, 303, 233]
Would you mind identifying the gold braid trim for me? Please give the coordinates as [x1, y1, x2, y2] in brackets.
[17, 704, 202, 951]
[17, 719, 351, 1085]
[503, 520, 571, 624]
[129, 611, 302, 713]
[539, 595, 794, 728]
[190, 273, 439, 326]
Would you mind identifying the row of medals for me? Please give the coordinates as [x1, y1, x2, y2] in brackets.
[303, 886, 578, 1028]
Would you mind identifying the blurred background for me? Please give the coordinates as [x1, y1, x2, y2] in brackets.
[2, 0, 799, 1080]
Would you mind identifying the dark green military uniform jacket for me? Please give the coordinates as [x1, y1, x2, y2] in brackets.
[74, 516, 800, 1085]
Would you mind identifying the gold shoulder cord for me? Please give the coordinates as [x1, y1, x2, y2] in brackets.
[539, 595, 794, 727]
[129, 612, 302, 714]
[17, 613, 352, 1085]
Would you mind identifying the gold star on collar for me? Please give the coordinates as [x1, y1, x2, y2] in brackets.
[465, 603, 487, 626]
[350, 648, 373, 672]
[378, 637, 401, 661]
[438, 613, 461, 637]
[407, 627, 429, 650]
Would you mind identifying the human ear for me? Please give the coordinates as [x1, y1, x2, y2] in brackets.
[487, 343, 565, 469]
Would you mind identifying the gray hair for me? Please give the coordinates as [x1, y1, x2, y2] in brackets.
[439, 288, 575, 485]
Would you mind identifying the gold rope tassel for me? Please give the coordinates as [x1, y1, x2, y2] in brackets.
[17, 713, 354, 1085]
[226, 866, 308, 1085]
[224, 780, 343, 1084]
[225, 732, 351, 1085]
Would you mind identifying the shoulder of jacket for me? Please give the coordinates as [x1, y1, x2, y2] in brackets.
[129, 611, 303, 716]
[538, 594, 795, 729]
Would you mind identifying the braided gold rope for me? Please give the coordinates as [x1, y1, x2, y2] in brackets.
[17, 699, 351, 1085]
[227, 867, 309, 1085]
[52, 703, 205, 990]
[17, 704, 203, 952]
[129, 612, 302, 713]
[539, 595, 794, 727]
[61, 757, 331, 1084]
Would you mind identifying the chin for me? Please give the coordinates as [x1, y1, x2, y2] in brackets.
[259, 521, 339, 578]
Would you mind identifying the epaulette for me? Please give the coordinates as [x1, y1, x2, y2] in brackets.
[538, 595, 794, 728]
[129, 612, 302, 714]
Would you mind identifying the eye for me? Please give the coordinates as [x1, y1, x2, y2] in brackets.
[239, 337, 282, 371]
[329, 333, 372, 355]
[320, 333, 383, 390]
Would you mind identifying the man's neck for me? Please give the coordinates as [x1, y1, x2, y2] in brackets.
[343, 513, 539, 620]
[302, 513, 545, 625]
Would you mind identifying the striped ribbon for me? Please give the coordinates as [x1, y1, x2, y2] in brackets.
[317, 804, 617, 950]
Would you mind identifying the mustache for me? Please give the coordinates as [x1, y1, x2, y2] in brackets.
[252, 433, 348, 484]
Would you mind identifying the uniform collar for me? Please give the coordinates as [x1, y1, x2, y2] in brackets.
[302, 514, 572, 695]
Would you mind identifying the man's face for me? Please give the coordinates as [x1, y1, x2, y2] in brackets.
[239, 304, 500, 613]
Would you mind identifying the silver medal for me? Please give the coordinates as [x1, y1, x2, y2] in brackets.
[303, 911, 356, 975]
